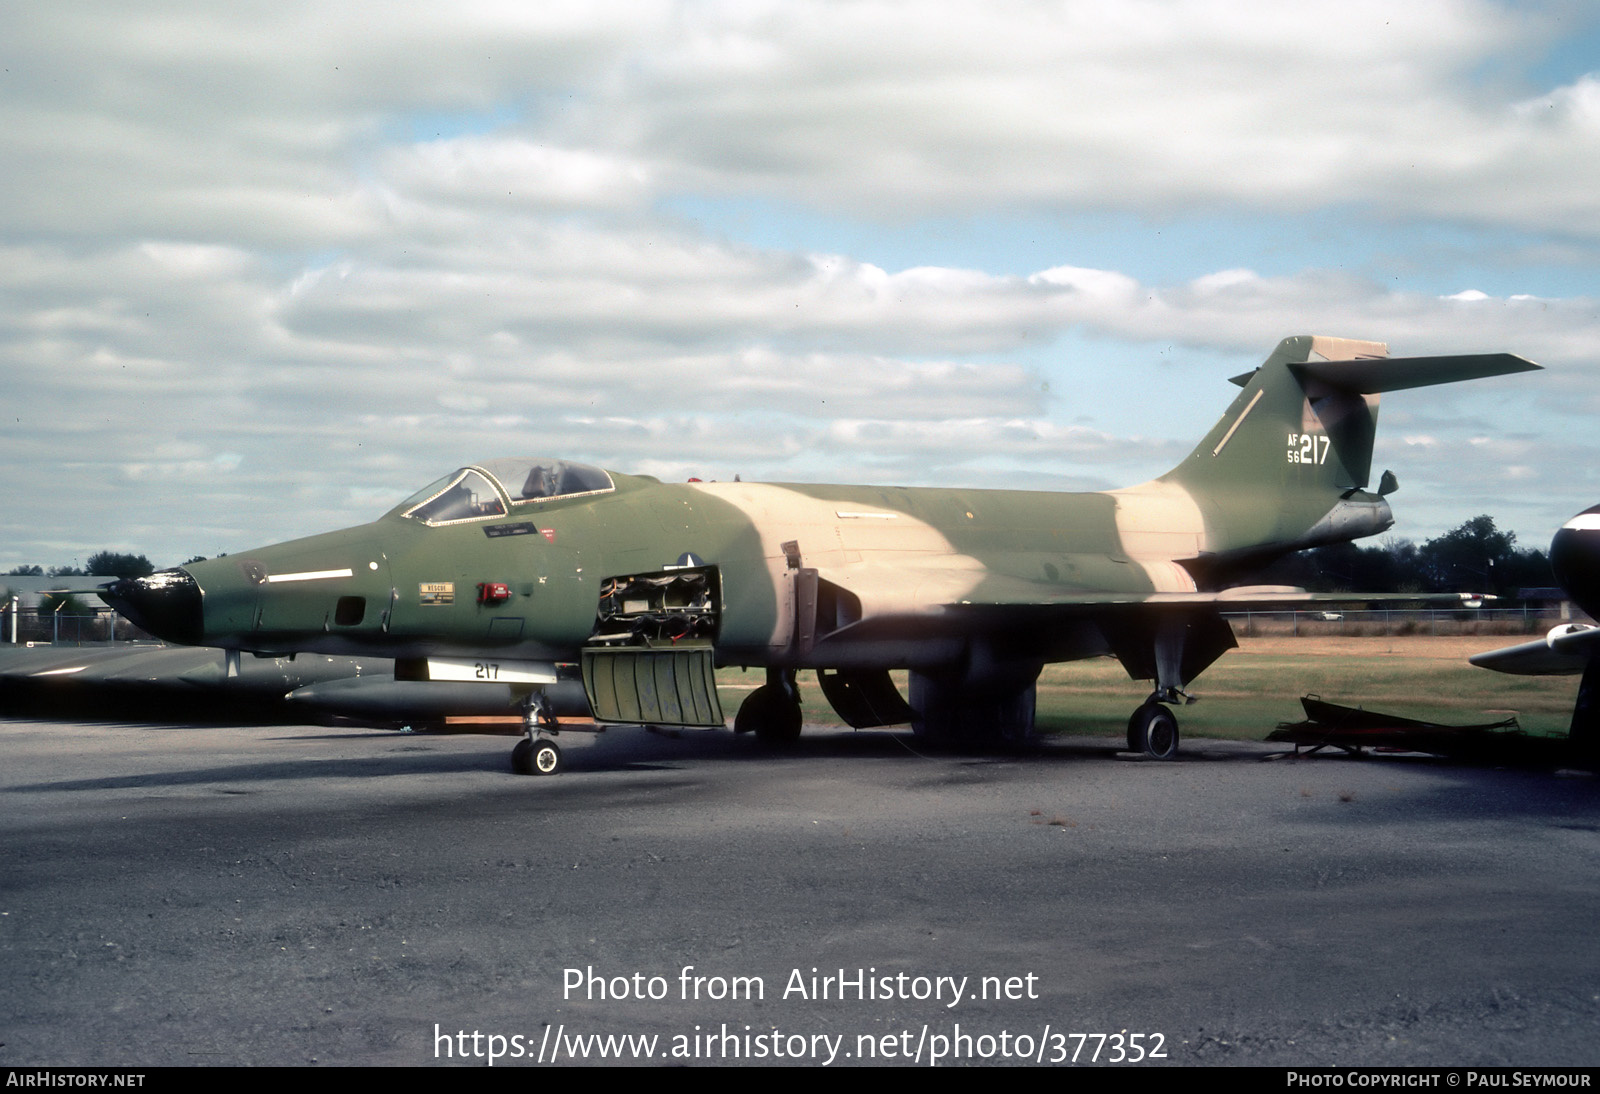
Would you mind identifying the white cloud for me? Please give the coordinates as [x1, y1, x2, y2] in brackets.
[3, 0, 1596, 240]
[2, 1, 1598, 567]
[383, 137, 653, 212]
[1514, 73, 1600, 125]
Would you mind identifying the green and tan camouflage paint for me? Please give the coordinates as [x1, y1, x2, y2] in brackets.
[154, 336, 1536, 687]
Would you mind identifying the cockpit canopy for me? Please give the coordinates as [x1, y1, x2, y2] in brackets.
[395, 459, 615, 526]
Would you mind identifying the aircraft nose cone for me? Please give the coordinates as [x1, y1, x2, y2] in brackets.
[101, 569, 204, 645]
[1553, 506, 1600, 622]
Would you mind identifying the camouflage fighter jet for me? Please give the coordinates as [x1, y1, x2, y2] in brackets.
[102, 336, 1538, 775]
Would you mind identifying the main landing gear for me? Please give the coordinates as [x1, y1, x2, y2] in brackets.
[1126, 700, 1180, 760]
[512, 691, 564, 775]
[733, 667, 803, 744]
[1099, 611, 1228, 761]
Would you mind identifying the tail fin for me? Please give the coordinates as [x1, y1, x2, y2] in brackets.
[1163, 335, 1539, 560]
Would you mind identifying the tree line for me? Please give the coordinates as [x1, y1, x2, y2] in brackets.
[4, 554, 158, 615]
[1257, 515, 1554, 598]
[6, 553, 156, 579]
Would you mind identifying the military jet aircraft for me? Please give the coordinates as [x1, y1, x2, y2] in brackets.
[1470, 504, 1600, 760]
[102, 336, 1538, 775]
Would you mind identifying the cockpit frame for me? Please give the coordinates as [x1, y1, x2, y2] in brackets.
[396, 460, 616, 527]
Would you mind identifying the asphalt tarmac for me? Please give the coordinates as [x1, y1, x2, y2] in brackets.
[2, 716, 1598, 1067]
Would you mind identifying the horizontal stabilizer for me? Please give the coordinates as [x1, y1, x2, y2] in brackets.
[1291, 353, 1540, 394]
[1469, 624, 1600, 676]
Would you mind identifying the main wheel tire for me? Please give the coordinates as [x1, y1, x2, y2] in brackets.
[531, 739, 563, 775]
[1128, 703, 1179, 760]
[512, 738, 564, 775]
[735, 685, 802, 744]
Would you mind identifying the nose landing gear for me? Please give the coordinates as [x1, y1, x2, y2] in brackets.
[513, 691, 565, 775]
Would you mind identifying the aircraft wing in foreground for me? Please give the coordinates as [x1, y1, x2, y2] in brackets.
[102, 335, 1539, 774]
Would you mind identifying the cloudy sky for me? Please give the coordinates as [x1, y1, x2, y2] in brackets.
[4, 0, 1598, 571]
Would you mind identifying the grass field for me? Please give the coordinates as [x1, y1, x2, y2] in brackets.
[719, 635, 1579, 743]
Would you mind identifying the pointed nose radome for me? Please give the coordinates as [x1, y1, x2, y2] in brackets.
[101, 569, 204, 646]
[1553, 505, 1600, 622]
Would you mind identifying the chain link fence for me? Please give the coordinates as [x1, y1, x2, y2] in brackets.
[0, 607, 152, 645]
[1223, 606, 1580, 637]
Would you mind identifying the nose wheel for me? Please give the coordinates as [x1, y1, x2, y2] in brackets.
[512, 736, 563, 776]
[513, 690, 564, 775]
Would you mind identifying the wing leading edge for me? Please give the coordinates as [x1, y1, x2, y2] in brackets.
[1469, 625, 1600, 677]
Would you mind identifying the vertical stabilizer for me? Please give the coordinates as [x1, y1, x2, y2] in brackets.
[1161, 336, 1538, 562]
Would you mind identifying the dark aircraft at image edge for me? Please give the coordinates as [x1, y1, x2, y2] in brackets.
[101, 336, 1539, 775]
[1472, 504, 1600, 759]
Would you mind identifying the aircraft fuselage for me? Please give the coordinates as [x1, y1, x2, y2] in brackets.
[100, 337, 1539, 766]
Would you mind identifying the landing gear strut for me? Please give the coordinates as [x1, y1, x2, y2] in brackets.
[734, 668, 803, 743]
[512, 690, 564, 775]
[1104, 611, 1218, 761]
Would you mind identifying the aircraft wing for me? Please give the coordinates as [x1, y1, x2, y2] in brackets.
[803, 568, 1494, 705]
[32, 583, 112, 597]
[811, 563, 1483, 614]
[948, 586, 1483, 608]
[807, 563, 1489, 658]
[1469, 625, 1600, 676]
